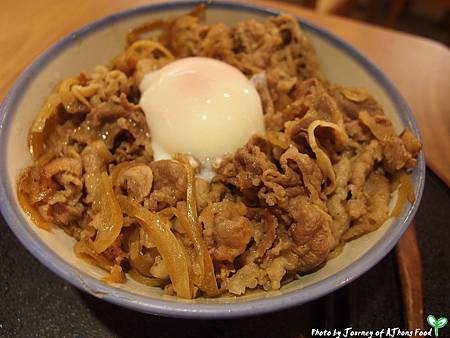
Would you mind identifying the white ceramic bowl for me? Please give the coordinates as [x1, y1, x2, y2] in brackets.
[0, 1, 425, 318]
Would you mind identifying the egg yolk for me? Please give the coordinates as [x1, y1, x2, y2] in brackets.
[139, 57, 265, 161]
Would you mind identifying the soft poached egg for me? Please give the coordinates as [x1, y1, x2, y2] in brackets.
[139, 57, 265, 172]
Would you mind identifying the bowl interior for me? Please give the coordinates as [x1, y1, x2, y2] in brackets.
[1, 1, 423, 314]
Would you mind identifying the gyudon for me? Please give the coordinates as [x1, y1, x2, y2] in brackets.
[17, 6, 421, 299]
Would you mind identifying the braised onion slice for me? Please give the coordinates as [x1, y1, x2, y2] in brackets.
[74, 240, 114, 271]
[307, 120, 348, 195]
[28, 92, 61, 160]
[128, 268, 165, 287]
[117, 195, 193, 299]
[175, 155, 219, 296]
[391, 171, 416, 217]
[114, 39, 175, 75]
[127, 19, 169, 45]
[74, 240, 124, 283]
[103, 264, 125, 283]
[90, 172, 124, 253]
[16, 185, 49, 230]
[358, 110, 394, 141]
[125, 40, 174, 64]
[128, 227, 154, 276]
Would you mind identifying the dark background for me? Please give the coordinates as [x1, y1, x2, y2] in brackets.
[0, 170, 449, 338]
[283, 0, 450, 47]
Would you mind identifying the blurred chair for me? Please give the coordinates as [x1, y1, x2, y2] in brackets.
[313, 0, 450, 26]
[314, 0, 354, 14]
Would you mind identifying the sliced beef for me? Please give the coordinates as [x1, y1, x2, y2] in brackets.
[200, 201, 254, 263]
[145, 160, 187, 211]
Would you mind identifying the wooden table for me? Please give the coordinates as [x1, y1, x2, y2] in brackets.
[1, 0, 449, 185]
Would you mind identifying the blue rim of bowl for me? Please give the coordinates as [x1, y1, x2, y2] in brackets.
[0, 0, 425, 319]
